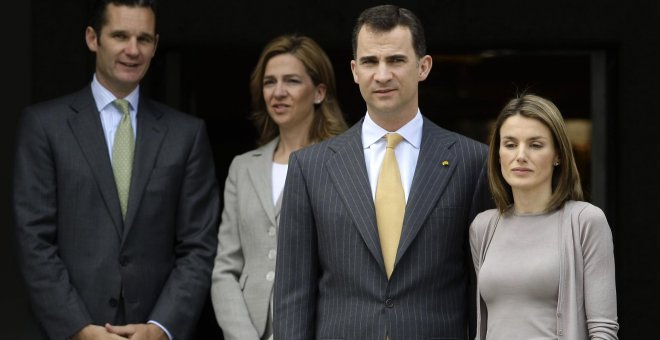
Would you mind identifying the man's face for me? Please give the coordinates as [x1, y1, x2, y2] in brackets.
[85, 4, 158, 97]
[351, 25, 431, 123]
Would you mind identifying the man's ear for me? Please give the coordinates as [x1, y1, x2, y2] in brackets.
[85, 26, 99, 52]
[351, 60, 360, 84]
[418, 54, 433, 81]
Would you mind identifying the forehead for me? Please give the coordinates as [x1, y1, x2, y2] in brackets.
[500, 114, 553, 137]
[103, 4, 155, 33]
[356, 25, 415, 57]
[264, 53, 308, 76]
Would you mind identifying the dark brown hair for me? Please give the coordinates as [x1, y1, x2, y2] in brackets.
[488, 94, 583, 212]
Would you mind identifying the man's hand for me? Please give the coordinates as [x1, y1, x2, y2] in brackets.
[105, 323, 168, 340]
[72, 324, 128, 339]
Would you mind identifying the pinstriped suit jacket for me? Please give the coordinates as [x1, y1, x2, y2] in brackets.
[274, 117, 493, 340]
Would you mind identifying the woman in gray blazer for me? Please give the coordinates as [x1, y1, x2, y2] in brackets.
[210, 34, 347, 340]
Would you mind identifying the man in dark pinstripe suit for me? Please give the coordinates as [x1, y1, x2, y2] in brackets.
[274, 4, 494, 340]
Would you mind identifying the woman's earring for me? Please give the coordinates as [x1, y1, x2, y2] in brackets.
[554, 162, 560, 166]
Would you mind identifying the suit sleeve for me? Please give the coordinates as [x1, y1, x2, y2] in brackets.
[579, 205, 620, 339]
[469, 148, 495, 221]
[12, 108, 93, 339]
[273, 152, 318, 340]
[211, 157, 261, 340]
[148, 121, 220, 339]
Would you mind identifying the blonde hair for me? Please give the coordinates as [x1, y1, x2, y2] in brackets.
[249, 34, 347, 146]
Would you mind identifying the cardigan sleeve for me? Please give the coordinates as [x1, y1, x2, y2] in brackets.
[578, 204, 619, 339]
[468, 209, 499, 340]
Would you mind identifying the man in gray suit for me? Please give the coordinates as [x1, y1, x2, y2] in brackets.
[12, 1, 219, 339]
[273, 4, 493, 340]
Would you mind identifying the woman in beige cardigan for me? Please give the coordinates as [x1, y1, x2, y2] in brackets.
[210, 34, 346, 340]
[469, 94, 618, 339]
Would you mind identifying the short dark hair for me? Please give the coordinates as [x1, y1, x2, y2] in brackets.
[88, 0, 158, 33]
[351, 4, 426, 59]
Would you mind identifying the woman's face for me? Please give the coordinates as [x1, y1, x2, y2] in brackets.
[499, 114, 559, 197]
[262, 53, 326, 131]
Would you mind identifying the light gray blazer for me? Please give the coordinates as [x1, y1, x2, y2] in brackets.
[211, 138, 281, 340]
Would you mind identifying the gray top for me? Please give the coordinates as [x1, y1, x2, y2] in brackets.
[479, 210, 560, 339]
[470, 201, 619, 340]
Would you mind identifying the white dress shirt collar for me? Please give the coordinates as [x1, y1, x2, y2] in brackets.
[362, 110, 423, 149]
[91, 74, 140, 113]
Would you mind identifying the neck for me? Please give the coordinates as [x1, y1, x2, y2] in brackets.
[512, 187, 552, 214]
[368, 106, 417, 132]
[273, 127, 309, 164]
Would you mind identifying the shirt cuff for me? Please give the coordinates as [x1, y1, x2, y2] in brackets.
[148, 320, 173, 340]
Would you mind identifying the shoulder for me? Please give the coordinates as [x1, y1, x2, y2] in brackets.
[562, 200, 612, 239]
[230, 139, 277, 166]
[21, 88, 90, 118]
[470, 209, 500, 234]
[563, 200, 608, 224]
[294, 121, 361, 160]
[422, 117, 488, 156]
[469, 208, 500, 254]
[141, 98, 204, 128]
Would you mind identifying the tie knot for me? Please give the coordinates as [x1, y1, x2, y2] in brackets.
[385, 133, 403, 149]
[113, 99, 131, 116]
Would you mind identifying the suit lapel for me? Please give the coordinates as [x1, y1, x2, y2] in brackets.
[396, 119, 457, 265]
[67, 88, 123, 237]
[247, 138, 279, 228]
[122, 99, 167, 241]
[326, 122, 385, 270]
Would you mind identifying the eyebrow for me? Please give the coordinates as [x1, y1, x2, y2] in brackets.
[501, 135, 550, 141]
[108, 29, 155, 39]
[263, 74, 303, 79]
[358, 55, 378, 63]
[385, 54, 408, 61]
[358, 54, 409, 63]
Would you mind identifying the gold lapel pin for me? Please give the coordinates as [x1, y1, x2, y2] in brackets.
[441, 160, 449, 166]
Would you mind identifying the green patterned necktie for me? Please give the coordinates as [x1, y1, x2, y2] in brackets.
[111, 99, 135, 219]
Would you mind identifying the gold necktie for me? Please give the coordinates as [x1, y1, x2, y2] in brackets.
[111, 99, 135, 220]
[375, 133, 405, 279]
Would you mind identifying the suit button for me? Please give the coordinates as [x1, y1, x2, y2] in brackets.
[109, 298, 118, 308]
[385, 299, 394, 308]
[266, 271, 275, 282]
[268, 249, 277, 260]
[120, 257, 130, 266]
[268, 227, 276, 236]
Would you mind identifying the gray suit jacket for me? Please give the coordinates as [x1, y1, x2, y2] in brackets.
[274, 117, 493, 340]
[12, 86, 220, 340]
[211, 138, 281, 340]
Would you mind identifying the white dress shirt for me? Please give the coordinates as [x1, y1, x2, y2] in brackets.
[89, 75, 173, 340]
[361, 111, 423, 202]
[91, 74, 139, 161]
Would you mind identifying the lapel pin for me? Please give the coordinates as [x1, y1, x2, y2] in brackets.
[441, 160, 449, 166]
